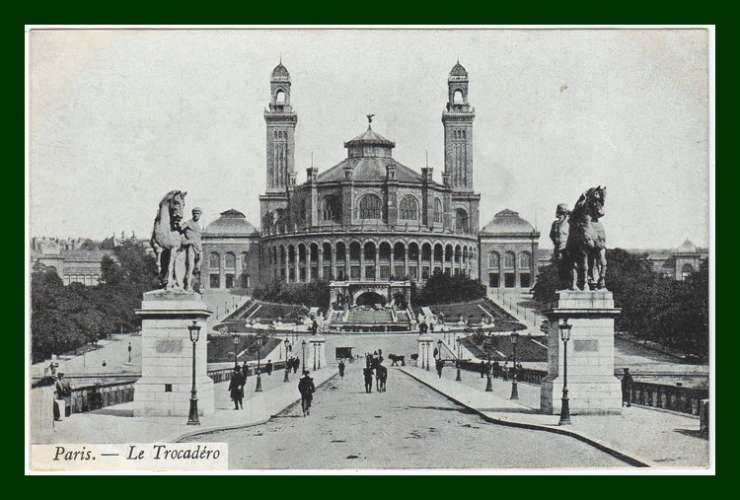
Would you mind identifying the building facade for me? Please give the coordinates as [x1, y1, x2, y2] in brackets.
[647, 239, 708, 280]
[201, 62, 539, 293]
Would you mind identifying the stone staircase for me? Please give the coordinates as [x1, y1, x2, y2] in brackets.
[487, 289, 544, 332]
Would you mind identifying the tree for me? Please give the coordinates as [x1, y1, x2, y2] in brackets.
[531, 249, 709, 356]
[414, 274, 486, 306]
[30, 240, 159, 362]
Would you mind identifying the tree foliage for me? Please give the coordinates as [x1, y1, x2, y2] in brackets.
[413, 274, 486, 306]
[532, 249, 709, 355]
[252, 280, 331, 308]
[30, 240, 159, 362]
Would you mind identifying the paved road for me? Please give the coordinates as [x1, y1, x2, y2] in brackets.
[188, 363, 627, 469]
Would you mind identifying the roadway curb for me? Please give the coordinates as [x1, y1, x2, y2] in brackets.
[170, 372, 339, 443]
[399, 367, 651, 468]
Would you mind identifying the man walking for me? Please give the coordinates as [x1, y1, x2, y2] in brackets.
[229, 366, 244, 410]
[436, 358, 444, 379]
[338, 360, 345, 379]
[266, 359, 273, 376]
[298, 370, 316, 417]
[621, 368, 634, 407]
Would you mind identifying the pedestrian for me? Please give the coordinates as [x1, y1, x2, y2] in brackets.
[493, 361, 500, 378]
[503, 361, 509, 381]
[363, 367, 373, 393]
[298, 370, 316, 417]
[338, 360, 345, 378]
[266, 359, 273, 376]
[294, 357, 300, 374]
[480, 360, 486, 378]
[242, 361, 249, 381]
[228, 366, 244, 410]
[621, 368, 634, 407]
[436, 358, 444, 378]
[55, 373, 72, 418]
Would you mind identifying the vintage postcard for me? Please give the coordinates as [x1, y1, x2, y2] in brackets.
[26, 26, 714, 474]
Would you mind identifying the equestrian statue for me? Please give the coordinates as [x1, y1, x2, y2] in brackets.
[150, 190, 200, 291]
[550, 186, 608, 291]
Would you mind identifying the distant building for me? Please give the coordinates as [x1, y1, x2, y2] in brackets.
[646, 239, 708, 280]
[479, 209, 540, 289]
[199, 62, 540, 300]
[30, 237, 116, 286]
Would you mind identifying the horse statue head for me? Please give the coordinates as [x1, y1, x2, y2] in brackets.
[151, 190, 188, 289]
[157, 190, 187, 230]
[572, 185, 606, 223]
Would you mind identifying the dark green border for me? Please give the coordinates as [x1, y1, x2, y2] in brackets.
[9, 0, 728, 491]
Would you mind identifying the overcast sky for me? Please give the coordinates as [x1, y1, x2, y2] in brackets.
[29, 28, 710, 249]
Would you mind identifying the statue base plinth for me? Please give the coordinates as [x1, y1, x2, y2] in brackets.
[133, 290, 214, 417]
[540, 290, 622, 415]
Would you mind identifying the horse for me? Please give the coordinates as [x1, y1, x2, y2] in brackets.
[388, 354, 405, 366]
[375, 365, 387, 392]
[150, 190, 188, 289]
[565, 186, 607, 290]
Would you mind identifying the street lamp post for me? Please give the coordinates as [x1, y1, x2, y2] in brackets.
[187, 321, 201, 425]
[283, 338, 290, 382]
[455, 336, 462, 381]
[559, 318, 572, 425]
[425, 341, 430, 371]
[510, 330, 519, 400]
[255, 335, 263, 392]
[485, 354, 493, 392]
[301, 339, 306, 369]
[436, 339, 442, 374]
[232, 334, 240, 368]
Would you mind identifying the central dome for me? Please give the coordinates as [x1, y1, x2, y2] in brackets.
[344, 125, 396, 159]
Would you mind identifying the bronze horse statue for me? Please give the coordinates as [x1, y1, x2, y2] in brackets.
[565, 186, 607, 290]
[150, 190, 193, 290]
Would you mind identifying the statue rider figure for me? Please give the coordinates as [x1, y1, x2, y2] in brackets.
[550, 203, 571, 291]
[181, 207, 203, 291]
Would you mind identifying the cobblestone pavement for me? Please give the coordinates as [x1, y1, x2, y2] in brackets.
[188, 363, 627, 470]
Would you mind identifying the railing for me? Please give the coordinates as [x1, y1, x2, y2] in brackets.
[452, 361, 707, 416]
[456, 361, 547, 384]
[626, 381, 708, 416]
[68, 380, 136, 413]
[208, 361, 288, 383]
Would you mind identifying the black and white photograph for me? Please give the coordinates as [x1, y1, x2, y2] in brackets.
[26, 26, 713, 473]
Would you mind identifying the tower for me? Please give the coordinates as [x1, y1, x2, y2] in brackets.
[264, 61, 298, 193]
[442, 61, 475, 192]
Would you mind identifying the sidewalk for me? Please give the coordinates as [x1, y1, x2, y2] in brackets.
[32, 367, 337, 445]
[400, 365, 709, 468]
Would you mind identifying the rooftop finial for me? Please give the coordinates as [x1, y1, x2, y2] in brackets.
[425, 150, 428, 168]
[279, 53, 282, 64]
[366, 113, 375, 128]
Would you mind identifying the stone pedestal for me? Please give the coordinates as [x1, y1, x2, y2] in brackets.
[417, 335, 434, 370]
[133, 290, 214, 417]
[308, 336, 326, 371]
[540, 290, 622, 415]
